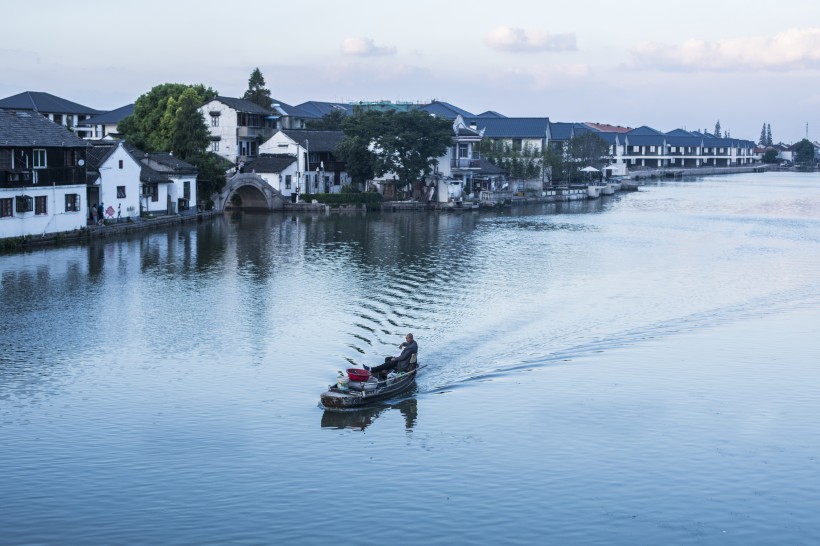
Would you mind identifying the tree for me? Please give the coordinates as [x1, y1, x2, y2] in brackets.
[119, 83, 217, 152]
[714, 120, 722, 138]
[793, 139, 816, 167]
[761, 149, 778, 163]
[171, 88, 210, 160]
[766, 124, 773, 146]
[480, 140, 543, 179]
[337, 110, 452, 195]
[759, 123, 767, 145]
[192, 153, 230, 203]
[242, 68, 272, 110]
[568, 132, 611, 179]
[306, 109, 347, 130]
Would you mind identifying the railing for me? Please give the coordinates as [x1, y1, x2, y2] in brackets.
[450, 158, 481, 169]
[0, 167, 86, 188]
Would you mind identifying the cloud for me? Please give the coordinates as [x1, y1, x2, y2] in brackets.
[492, 63, 591, 91]
[630, 27, 820, 71]
[484, 26, 577, 53]
[341, 37, 397, 57]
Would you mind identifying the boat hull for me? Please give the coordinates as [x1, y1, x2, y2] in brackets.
[320, 368, 418, 409]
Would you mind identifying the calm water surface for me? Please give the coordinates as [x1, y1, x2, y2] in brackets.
[2, 171, 820, 545]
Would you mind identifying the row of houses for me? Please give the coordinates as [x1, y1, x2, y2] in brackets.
[0, 107, 197, 239]
[0, 88, 766, 239]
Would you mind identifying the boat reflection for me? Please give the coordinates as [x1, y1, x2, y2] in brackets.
[321, 397, 417, 431]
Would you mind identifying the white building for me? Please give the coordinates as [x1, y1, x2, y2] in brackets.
[0, 110, 89, 238]
[85, 141, 144, 221]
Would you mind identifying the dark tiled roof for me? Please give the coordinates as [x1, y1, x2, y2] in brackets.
[547, 121, 576, 140]
[213, 96, 271, 115]
[86, 104, 134, 124]
[469, 117, 550, 138]
[478, 158, 506, 175]
[593, 132, 623, 144]
[0, 91, 101, 115]
[245, 154, 297, 173]
[271, 99, 317, 119]
[144, 152, 197, 175]
[85, 142, 118, 169]
[296, 101, 354, 118]
[628, 126, 665, 136]
[625, 134, 666, 146]
[476, 111, 507, 118]
[0, 109, 89, 147]
[279, 129, 344, 152]
[418, 101, 475, 119]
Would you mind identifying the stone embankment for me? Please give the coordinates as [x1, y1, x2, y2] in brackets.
[629, 165, 769, 180]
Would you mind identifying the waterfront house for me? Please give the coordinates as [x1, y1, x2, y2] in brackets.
[0, 110, 88, 238]
[242, 154, 299, 198]
[270, 100, 316, 130]
[0, 91, 100, 139]
[137, 152, 198, 215]
[85, 141, 144, 221]
[259, 129, 347, 194]
[84, 104, 135, 140]
[199, 96, 278, 163]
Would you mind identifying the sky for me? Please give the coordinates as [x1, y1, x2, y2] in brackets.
[3, 0, 820, 143]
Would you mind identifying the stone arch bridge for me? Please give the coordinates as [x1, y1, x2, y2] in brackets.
[212, 173, 288, 212]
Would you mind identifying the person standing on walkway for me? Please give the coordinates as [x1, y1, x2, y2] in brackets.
[97, 202, 104, 225]
[91, 204, 98, 225]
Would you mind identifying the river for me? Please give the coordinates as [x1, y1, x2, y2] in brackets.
[2, 171, 819, 545]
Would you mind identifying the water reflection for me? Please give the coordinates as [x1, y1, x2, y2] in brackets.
[320, 397, 418, 431]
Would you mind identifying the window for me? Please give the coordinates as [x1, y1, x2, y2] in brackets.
[285, 175, 292, 189]
[143, 183, 159, 202]
[458, 143, 470, 158]
[117, 186, 126, 198]
[65, 193, 80, 212]
[0, 198, 12, 217]
[33, 149, 47, 169]
[183, 181, 190, 200]
[211, 140, 219, 152]
[632, 146, 640, 152]
[210, 115, 220, 127]
[512, 139, 522, 152]
[16, 195, 33, 213]
[0, 150, 11, 170]
[119, 159, 124, 169]
[650, 146, 656, 152]
[35, 196, 47, 215]
[53, 114, 63, 125]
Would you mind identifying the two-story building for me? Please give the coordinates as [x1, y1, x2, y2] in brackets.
[0, 91, 100, 139]
[0, 110, 88, 238]
[258, 129, 347, 194]
[85, 141, 145, 221]
[200, 96, 278, 163]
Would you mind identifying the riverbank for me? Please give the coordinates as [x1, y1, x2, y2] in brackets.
[0, 211, 217, 253]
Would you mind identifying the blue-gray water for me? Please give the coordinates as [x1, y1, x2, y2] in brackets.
[2, 171, 819, 545]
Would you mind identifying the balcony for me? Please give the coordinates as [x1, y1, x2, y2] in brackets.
[237, 126, 277, 140]
[450, 157, 481, 170]
[0, 167, 86, 189]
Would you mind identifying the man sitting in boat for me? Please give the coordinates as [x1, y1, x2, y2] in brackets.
[365, 333, 418, 379]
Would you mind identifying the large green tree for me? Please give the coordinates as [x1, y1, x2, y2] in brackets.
[171, 88, 210, 161]
[337, 110, 452, 193]
[307, 109, 347, 130]
[242, 68, 272, 110]
[119, 83, 217, 152]
[793, 139, 817, 167]
[568, 132, 611, 174]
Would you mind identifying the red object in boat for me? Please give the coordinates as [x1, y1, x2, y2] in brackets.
[347, 368, 371, 382]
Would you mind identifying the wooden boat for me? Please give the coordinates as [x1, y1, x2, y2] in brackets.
[320, 360, 419, 410]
